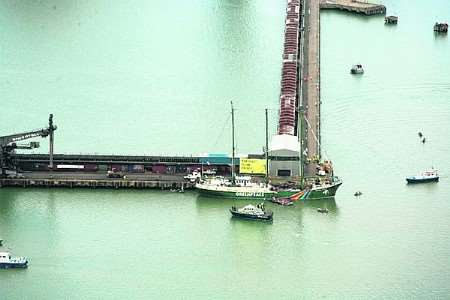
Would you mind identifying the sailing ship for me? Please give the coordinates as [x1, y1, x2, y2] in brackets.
[195, 102, 276, 200]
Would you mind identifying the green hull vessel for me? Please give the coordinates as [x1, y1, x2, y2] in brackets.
[306, 181, 342, 199]
[276, 178, 342, 200]
[195, 183, 276, 200]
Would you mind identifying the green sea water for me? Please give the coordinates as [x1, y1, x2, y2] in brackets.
[1, 0, 450, 299]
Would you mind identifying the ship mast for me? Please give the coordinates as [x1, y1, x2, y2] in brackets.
[265, 108, 269, 184]
[230, 101, 236, 185]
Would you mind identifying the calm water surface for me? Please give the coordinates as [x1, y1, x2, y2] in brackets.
[1, 0, 450, 299]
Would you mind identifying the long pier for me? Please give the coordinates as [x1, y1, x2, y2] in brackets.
[301, 0, 322, 177]
[276, 0, 322, 177]
[0, 153, 232, 189]
[278, 0, 386, 177]
[320, 0, 386, 15]
[0, 177, 192, 190]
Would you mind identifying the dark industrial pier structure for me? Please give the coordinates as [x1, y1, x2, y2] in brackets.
[1, 0, 385, 190]
[270, 0, 385, 179]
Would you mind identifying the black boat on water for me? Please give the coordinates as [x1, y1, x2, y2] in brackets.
[230, 203, 273, 221]
[317, 208, 329, 214]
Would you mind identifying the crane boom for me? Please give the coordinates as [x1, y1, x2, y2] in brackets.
[0, 128, 51, 146]
[1, 114, 57, 176]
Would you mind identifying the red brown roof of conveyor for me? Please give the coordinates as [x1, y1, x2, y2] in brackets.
[278, 0, 302, 136]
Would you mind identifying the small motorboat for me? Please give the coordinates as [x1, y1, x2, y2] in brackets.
[317, 208, 329, 214]
[350, 64, 364, 74]
[384, 16, 398, 24]
[418, 132, 423, 138]
[0, 240, 28, 269]
[230, 203, 273, 221]
[270, 197, 293, 206]
[406, 170, 439, 184]
[434, 22, 448, 33]
[421, 137, 426, 144]
[354, 191, 362, 197]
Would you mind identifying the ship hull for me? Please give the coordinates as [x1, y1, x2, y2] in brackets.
[0, 262, 28, 269]
[230, 209, 273, 221]
[277, 181, 342, 200]
[406, 177, 439, 184]
[307, 182, 342, 199]
[195, 184, 276, 200]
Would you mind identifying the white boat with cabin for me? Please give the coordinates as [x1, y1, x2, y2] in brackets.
[0, 240, 28, 269]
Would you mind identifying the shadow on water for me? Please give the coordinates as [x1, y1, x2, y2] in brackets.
[195, 194, 235, 211]
[195, 194, 339, 219]
[195, 194, 268, 211]
[404, 181, 440, 193]
[434, 32, 448, 41]
[320, 10, 384, 24]
[0, 189, 17, 218]
[384, 23, 399, 30]
[229, 215, 272, 227]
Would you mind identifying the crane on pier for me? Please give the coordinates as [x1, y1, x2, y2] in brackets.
[0, 114, 57, 177]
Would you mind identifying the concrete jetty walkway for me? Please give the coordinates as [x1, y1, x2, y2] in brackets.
[300, 0, 384, 177]
[320, 0, 386, 15]
[301, 0, 321, 177]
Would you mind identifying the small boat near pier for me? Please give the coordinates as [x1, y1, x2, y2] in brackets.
[385, 16, 398, 24]
[317, 208, 329, 214]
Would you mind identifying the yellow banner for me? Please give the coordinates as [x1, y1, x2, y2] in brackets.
[240, 159, 266, 174]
